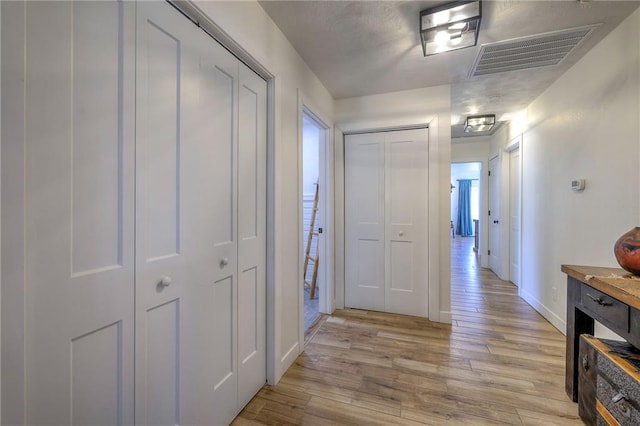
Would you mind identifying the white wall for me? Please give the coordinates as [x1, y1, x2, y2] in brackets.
[498, 8, 640, 333]
[334, 85, 452, 323]
[453, 137, 491, 160]
[192, 1, 335, 384]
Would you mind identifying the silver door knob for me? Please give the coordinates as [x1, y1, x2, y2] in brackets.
[159, 276, 172, 287]
[220, 258, 229, 268]
[399, 231, 404, 236]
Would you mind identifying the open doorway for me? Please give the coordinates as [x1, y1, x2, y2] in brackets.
[302, 112, 324, 333]
[298, 95, 334, 347]
[299, 102, 333, 341]
[451, 162, 482, 273]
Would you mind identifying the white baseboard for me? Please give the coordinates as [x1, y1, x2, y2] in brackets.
[520, 289, 566, 335]
[438, 311, 452, 324]
[276, 341, 300, 384]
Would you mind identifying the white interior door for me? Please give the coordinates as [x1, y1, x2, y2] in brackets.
[21, 2, 135, 423]
[509, 148, 521, 286]
[345, 133, 386, 311]
[136, 4, 217, 423]
[385, 129, 429, 316]
[345, 129, 429, 317]
[9, 1, 265, 423]
[136, 3, 254, 424]
[237, 62, 267, 409]
[489, 156, 501, 274]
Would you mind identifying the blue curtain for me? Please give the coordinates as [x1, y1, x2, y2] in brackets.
[456, 179, 473, 236]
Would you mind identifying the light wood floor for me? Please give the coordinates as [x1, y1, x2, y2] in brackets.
[234, 237, 582, 425]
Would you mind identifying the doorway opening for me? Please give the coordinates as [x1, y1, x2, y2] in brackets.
[302, 112, 323, 333]
[451, 162, 482, 279]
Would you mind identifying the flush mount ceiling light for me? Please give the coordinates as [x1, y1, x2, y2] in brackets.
[464, 114, 495, 133]
[420, 1, 481, 56]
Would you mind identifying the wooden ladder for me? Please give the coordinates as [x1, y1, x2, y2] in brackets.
[304, 181, 320, 299]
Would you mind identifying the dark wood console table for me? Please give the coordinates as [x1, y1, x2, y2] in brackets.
[562, 265, 640, 402]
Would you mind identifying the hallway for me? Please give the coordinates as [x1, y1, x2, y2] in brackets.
[234, 237, 581, 425]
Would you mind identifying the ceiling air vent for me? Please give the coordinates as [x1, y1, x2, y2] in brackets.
[469, 24, 600, 77]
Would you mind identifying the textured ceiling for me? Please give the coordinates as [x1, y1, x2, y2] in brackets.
[259, 0, 639, 137]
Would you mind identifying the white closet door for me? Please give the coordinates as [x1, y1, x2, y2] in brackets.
[21, 1, 135, 423]
[385, 129, 429, 317]
[237, 63, 267, 409]
[345, 129, 429, 317]
[135, 2, 240, 424]
[345, 133, 386, 311]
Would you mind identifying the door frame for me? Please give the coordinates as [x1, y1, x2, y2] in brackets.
[343, 129, 429, 317]
[450, 159, 489, 268]
[505, 134, 523, 289]
[297, 90, 334, 347]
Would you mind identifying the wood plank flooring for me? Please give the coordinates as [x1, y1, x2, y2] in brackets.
[234, 237, 581, 425]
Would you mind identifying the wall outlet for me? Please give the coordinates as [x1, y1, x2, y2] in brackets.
[552, 286, 558, 302]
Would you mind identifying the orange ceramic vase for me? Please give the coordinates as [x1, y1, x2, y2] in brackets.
[614, 227, 640, 275]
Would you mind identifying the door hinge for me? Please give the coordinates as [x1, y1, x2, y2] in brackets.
[488, 170, 491, 176]
[488, 249, 491, 255]
[488, 210, 491, 216]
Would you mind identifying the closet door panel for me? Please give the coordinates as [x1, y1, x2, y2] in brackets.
[345, 133, 385, 311]
[143, 18, 181, 261]
[237, 62, 267, 409]
[198, 59, 238, 275]
[136, 2, 242, 424]
[193, 30, 240, 424]
[71, 322, 123, 425]
[136, 5, 187, 423]
[136, 3, 232, 424]
[385, 129, 428, 317]
[145, 300, 180, 425]
[72, 1, 125, 274]
[22, 1, 135, 423]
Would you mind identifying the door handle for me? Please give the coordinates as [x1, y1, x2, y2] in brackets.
[493, 220, 499, 224]
[158, 276, 172, 288]
[398, 231, 404, 236]
[220, 257, 229, 268]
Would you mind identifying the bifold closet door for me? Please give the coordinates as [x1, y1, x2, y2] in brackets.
[237, 63, 267, 410]
[11, 1, 265, 422]
[19, 1, 136, 423]
[344, 133, 386, 311]
[345, 129, 429, 317]
[136, 2, 237, 424]
[136, 2, 266, 424]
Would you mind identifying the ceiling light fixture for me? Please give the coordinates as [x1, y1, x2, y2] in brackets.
[420, 1, 481, 56]
[464, 114, 495, 133]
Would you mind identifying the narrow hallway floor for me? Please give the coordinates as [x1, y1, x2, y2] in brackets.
[234, 236, 581, 425]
